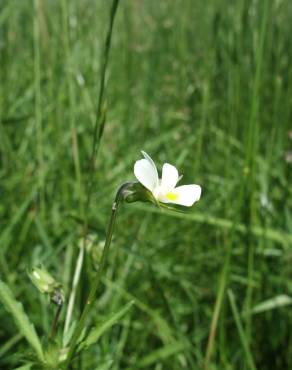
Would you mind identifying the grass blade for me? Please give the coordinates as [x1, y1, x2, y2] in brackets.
[136, 341, 189, 368]
[133, 204, 292, 247]
[227, 289, 257, 370]
[13, 365, 33, 370]
[250, 294, 292, 315]
[78, 300, 134, 351]
[0, 280, 44, 362]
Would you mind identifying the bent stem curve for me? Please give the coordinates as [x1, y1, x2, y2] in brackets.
[64, 183, 130, 369]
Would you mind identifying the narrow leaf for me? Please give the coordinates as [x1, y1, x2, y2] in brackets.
[13, 364, 33, 370]
[251, 294, 292, 314]
[0, 279, 44, 361]
[79, 301, 134, 351]
[137, 341, 189, 367]
[228, 289, 257, 370]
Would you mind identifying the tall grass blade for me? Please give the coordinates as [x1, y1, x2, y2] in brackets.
[78, 300, 134, 351]
[250, 295, 292, 315]
[136, 341, 190, 368]
[227, 289, 257, 370]
[0, 280, 44, 362]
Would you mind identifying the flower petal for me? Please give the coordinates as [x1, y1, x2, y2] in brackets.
[141, 151, 157, 170]
[134, 152, 159, 192]
[161, 163, 179, 191]
[165, 184, 201, 207]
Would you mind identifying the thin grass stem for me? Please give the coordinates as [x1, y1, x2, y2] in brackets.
[49, 304, 63, 342]
[64, 182, 129, 368]
[228, 289, 257, 370]
[84, 0, 120, 212]
[63, 243, 85, 342]
[33, 0, 45, 217]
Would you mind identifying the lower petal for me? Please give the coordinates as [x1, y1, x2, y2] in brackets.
[168, 184, 201, 207]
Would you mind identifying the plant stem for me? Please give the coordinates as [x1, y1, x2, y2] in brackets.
[49, 304, 63, 341]
[228, 290, 257, 370]
[63, 243, 85, 342]
[204, 241, 232, 370]
[33, 0, 45, 217]
[244, 0, 269, 344]
[78, 0, 120, 323]
[64, 183, 129, 369]
[85, 0, 120, 212]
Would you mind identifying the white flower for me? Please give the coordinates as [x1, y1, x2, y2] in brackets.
[134, 151, 201, 207]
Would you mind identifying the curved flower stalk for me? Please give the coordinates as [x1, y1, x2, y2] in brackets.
[64, 182, 134, 368]
[134, 151, 201, 207]
[64, 153, 201, 368]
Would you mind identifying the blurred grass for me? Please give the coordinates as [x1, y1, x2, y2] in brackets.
[0, 0, 292, 369]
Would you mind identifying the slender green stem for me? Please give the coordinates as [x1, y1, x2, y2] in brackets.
[78, 0, 120, 321]
[63, 243, 85, 342]
[244, 0, 269, 344]
[85, 0, 120, 212]
[33, 0, 45, 217]
[228, 290, 257, 370]
[64, 183, 129, 368]
[204, 241, 232, 370]
[49, 304, 62, 341]
[61, 0, 84, 215]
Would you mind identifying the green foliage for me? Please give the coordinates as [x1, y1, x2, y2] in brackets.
[1, 0, 292, 369]
[78, 300, 134, 352]
[13, 365, 33, 370]
[251, 294, 292, 315]
[228, 289, 257, 370]
[0, 280, 44, 362]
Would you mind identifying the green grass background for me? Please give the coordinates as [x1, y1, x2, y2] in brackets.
[1, 0, 292, 369]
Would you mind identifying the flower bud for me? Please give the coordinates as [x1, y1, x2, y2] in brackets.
[121, 181, 155, 204]
[28, 267, 64, 306]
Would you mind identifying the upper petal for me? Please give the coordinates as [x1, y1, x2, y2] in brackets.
[161, 163, 179, 191]
[134, 152, 159, 192]
[166, 184, 201, 207]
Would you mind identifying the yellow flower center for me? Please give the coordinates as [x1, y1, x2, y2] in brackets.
[166, 192, 178, 201]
